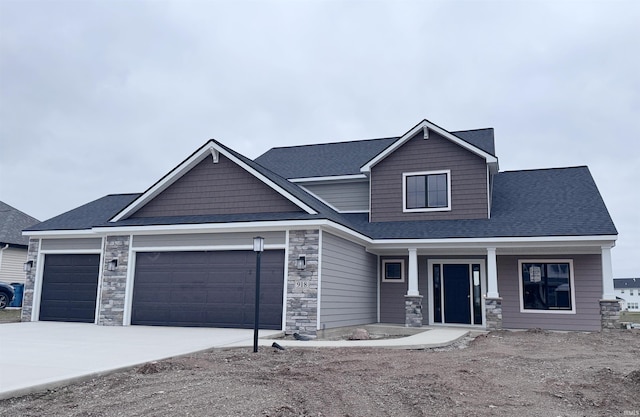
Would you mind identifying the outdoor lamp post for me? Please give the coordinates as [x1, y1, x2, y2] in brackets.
[253, 236, 264, 353]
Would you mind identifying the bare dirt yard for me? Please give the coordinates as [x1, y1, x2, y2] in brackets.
[1, 329, 639, 417]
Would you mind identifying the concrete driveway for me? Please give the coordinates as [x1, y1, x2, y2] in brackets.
[0, 322, 280, 400]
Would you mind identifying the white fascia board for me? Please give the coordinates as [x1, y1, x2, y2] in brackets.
[370, 235, 618, 249]
[111, 140, 317, 222]
[22, 230, 97, 238]
[32, 218, 616, 255]
[289, 174, 368, 183]
[360, 120, 498, 173]
[91, 219, 332, 235]
[92, 218, 375, 246]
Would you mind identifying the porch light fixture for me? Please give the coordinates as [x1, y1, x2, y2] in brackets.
[252, 236, 264, 353]
[296, 255, 306, 270]
[23, 260, 33, 272]
[107, 259, 118, 271]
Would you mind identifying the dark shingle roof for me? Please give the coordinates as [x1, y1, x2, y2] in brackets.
[335, 166, 617, 239]
[614, 278, 640, 289]
[452, 128, 495, 155]
[25, 165, 617, 241]
[0, 201, 39, 246]
[255, 128, 495, 179]
[489, 166, 616, 236]
[255, 137, 397, 179]
[25, 194, 140, 232]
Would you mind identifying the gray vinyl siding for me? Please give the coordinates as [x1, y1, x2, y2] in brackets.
[133, 231, 286, 248]
[320, 232, 377, 329]
[379, 256, 429, 324]
[370, 131, 488, 222]
[131, 155, 302, 218]
[41, 238, 102, 251]
[300, 181, 369, 212]
[498, 254, 603, 331]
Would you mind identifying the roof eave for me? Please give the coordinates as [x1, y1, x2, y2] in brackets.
[22, 229, 96, 238]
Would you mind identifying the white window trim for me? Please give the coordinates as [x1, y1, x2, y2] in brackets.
[402, 170, 452, 213]
[518, 259, 576, 314]
[382, 259, 405, 283]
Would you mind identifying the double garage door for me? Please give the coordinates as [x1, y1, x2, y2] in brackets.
[38, 251, 284, 329]
[131, 250, 285, 329]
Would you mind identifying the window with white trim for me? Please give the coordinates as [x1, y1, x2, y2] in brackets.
[403, 170, 451, 212]
[382, 259, 405, 282]
[519, 260, 575, 313]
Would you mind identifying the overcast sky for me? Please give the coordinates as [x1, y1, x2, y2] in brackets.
[1, 0, 638, 277]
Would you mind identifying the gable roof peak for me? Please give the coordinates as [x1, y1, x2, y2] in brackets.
[360, 119, 499, 174]
[110, 139, 318, 222]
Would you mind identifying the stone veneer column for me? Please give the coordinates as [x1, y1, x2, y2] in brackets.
[286, 230, 319, 336]
[20, 238, 40, 322]
[485, 298, 503, 330]
[600, 300, 621, 331]
[405, 295, 423, 327]
[98, 235, 131, 326]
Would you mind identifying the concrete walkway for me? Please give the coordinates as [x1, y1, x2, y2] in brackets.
[246, 327, 470, 350]
[0, 322, 468, 400]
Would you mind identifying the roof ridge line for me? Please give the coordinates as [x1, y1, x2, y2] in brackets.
[261, 136, 398, 152]
[500, 165, 589, 173]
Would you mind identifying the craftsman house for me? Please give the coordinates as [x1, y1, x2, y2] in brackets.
[21, 119, 619, 334]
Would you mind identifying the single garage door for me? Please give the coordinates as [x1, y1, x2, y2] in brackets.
[39, 254, 100, 323]
[131, 250, 285, 329]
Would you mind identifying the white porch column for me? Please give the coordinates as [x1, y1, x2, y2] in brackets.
[407, 248, 419, 296]
[486, 247, 499, 298]
[601, 245, 616, 300]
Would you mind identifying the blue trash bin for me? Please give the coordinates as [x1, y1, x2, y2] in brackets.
[9, 283, 24, 307]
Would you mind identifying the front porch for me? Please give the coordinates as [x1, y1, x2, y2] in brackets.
[378, 244, 619, 331]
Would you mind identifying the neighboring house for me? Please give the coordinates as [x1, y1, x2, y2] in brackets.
[614, 278, 640, 311]
[0, 201, 39, 285]
[21, 119, 619, 333]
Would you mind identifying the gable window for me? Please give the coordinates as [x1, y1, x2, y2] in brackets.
[403, 170, 451, 212]
[382, 259, 405, 282]
[519, 260, 575, 313]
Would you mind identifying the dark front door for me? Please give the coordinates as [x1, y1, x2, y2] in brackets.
[39, 254, 100, 323]
[131, 250, 285, 329]
[443, 264, 472, 324]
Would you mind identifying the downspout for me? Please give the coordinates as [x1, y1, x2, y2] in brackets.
[0, 244, 9, 272]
